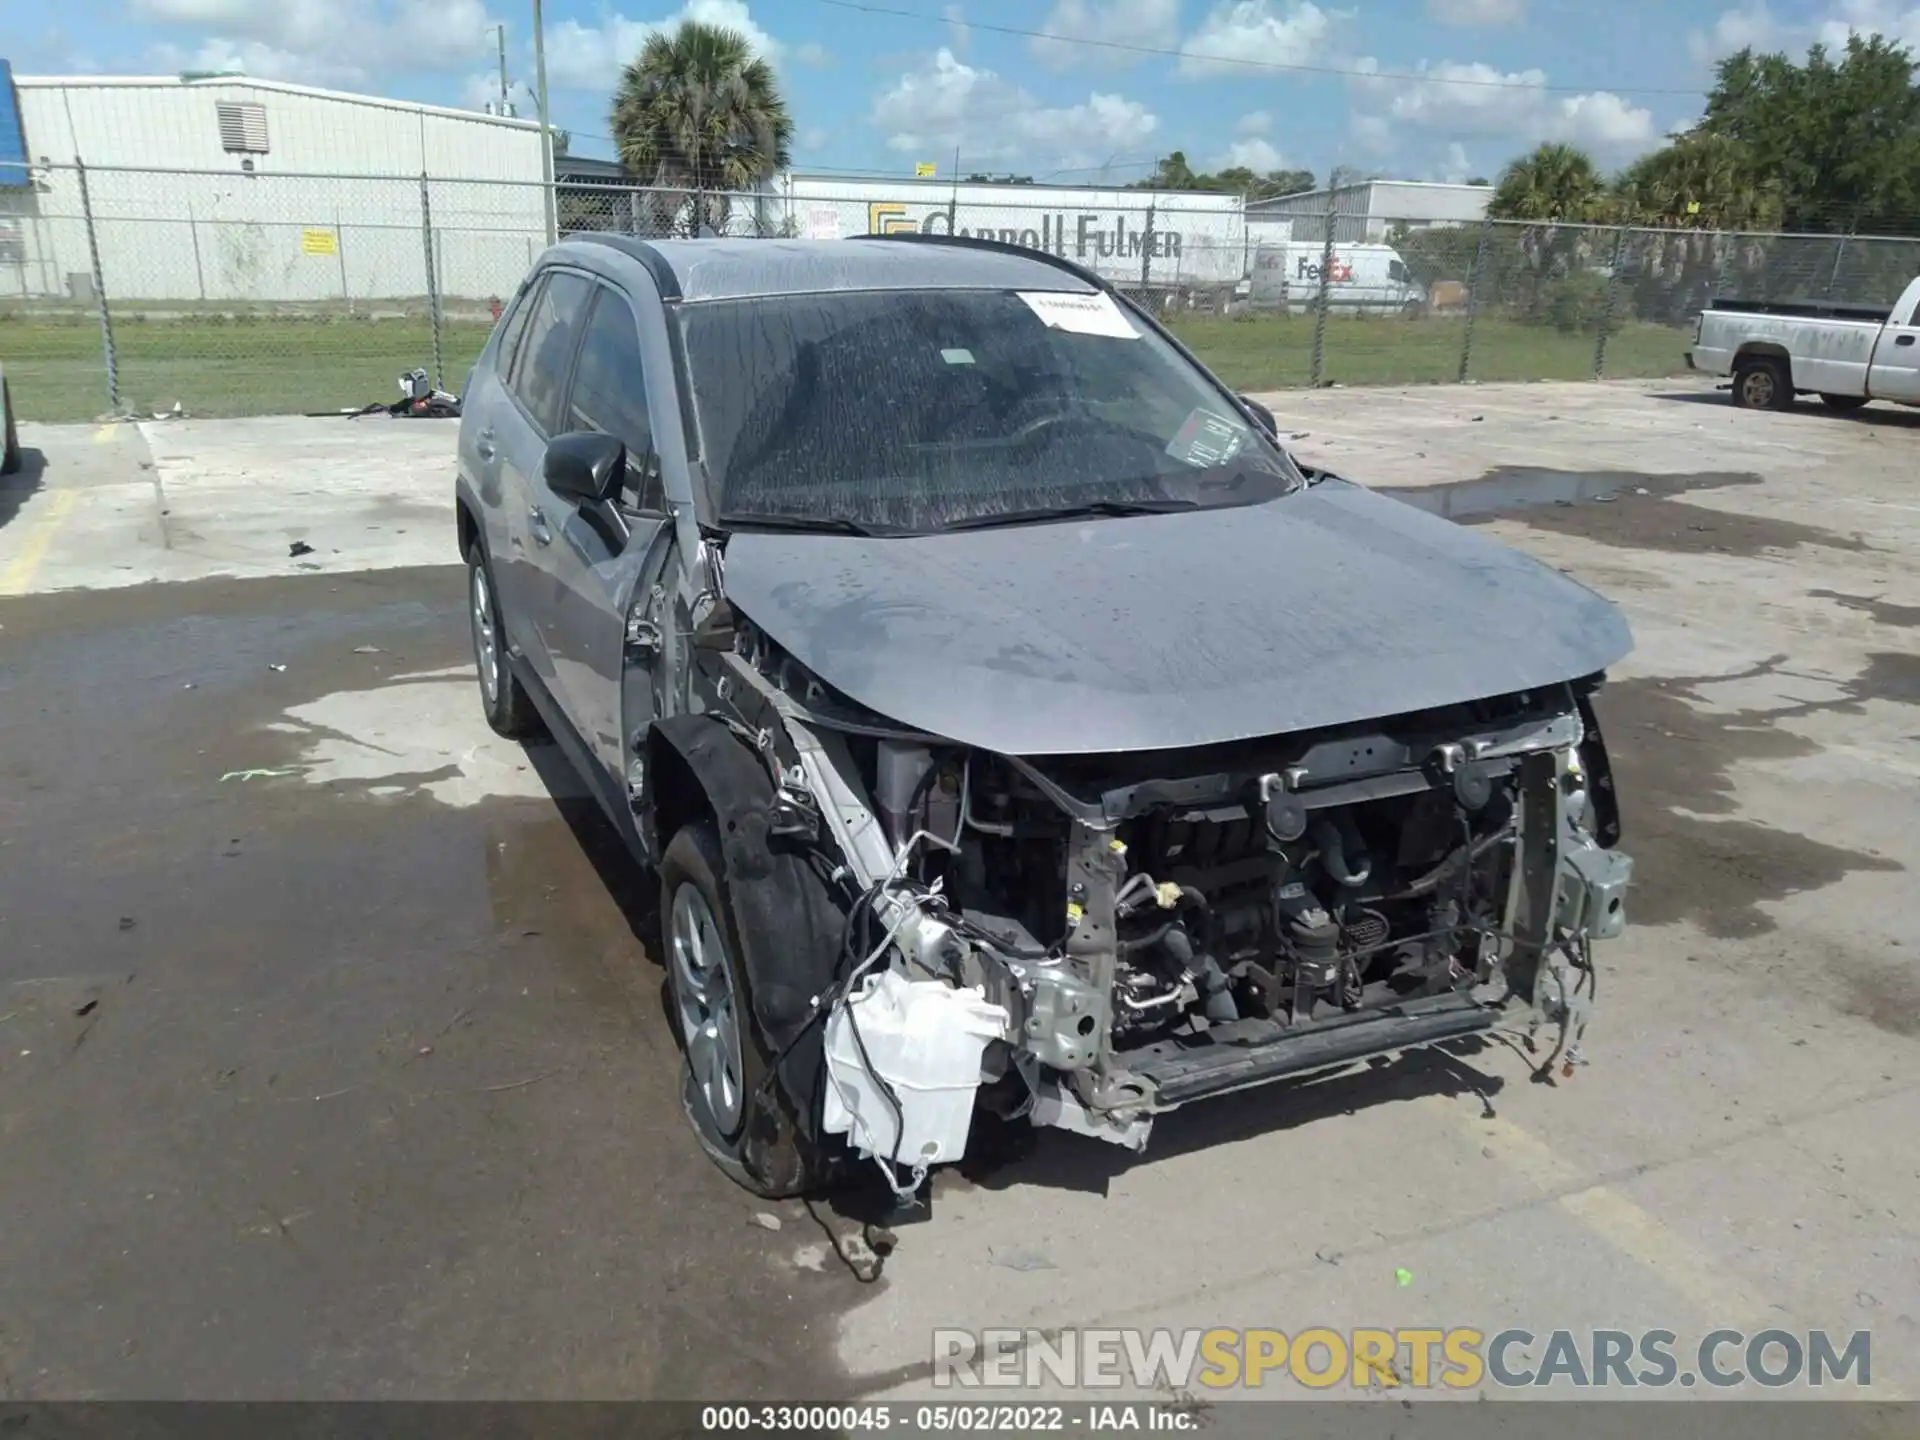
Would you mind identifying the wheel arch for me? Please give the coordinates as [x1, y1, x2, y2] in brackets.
[644, 711, 848, 1174]
[1733, 340, 1793, 377]
[455, 487, 481, 560]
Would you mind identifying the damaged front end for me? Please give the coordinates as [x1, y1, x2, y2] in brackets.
[689, 603, 1631, 1200]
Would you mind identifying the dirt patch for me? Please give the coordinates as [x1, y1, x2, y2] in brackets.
[1381, 467, 1873, 558]
[1595, 661, 1903, 945]
[1809, 590, 1920, 629]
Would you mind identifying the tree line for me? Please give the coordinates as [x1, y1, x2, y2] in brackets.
[1490, 34, 1920, 235]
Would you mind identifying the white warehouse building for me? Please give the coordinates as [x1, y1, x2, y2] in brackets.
[2, 71, 548, 305]
[1248, 179, 1494, 245]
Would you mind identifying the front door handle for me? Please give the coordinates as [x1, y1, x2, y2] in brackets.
[528, 506, 552, 546]
[1895, 334, 1916, 347]
[474, 427, 496, 460]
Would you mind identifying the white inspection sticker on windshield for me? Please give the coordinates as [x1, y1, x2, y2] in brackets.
[1016, 290, 1140, 339]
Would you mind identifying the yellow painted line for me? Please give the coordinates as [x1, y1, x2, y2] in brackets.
[1423, 1097, 1908, 1399]
[0, 489, 81, 597]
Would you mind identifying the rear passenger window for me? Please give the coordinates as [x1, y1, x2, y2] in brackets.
[509, 270, 593, 435]
[567, 286, 663, 511]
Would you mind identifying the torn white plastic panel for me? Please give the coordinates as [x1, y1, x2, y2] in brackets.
[1015, 290, 1139, 339]
[822, 970, 1008, 1167]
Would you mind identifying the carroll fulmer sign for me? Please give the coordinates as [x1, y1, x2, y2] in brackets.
[782, 178, 1248, 287]
[868, 202, 1187, 266]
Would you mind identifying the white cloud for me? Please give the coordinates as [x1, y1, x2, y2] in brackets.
[136, 0, 500, 86]
[1349, 56, 1658, 167]
[1816, 0, 1920, 48]
[871, 48, 1158, 173]
[1177, 1, 1338, 78]
[1235, 109, 1274, 135]
[943, 4, 972, 54]
[1030, 0, 1181, 69]
[799, 125, 830, 151]
[546, 1, 785, 91]
[794, 41, 832, 66]
[1216, 137, 1285, 170]
[1689, 0, 1920, 63]
[1436, 141, 1474, 181]
[1427, 0, 1528, 24]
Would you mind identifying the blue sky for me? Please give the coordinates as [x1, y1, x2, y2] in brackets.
[4, 1, 1918, 183]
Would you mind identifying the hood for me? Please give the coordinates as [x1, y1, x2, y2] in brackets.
[722, 479, 1633, 756]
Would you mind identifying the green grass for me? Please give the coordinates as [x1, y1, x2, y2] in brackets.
[2, 314, 494, 424]
[1, 310, 1695, 425]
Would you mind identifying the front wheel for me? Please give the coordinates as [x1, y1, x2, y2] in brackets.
[1819, 392, 1870, 413]
[660, 821, 819, 1197]
[1732, 357, 1793, 411]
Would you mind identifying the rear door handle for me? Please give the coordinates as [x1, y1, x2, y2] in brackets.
[528, 506, 553, 546]
[474, 427, 496, 460]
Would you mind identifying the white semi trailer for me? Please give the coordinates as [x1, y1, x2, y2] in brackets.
[780, 175, 1251, 294]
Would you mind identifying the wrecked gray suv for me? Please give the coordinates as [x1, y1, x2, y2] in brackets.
[454, 233, 1634, 1200]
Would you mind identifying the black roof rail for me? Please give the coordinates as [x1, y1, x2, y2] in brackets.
[564, 231, 683, 300]
[854, 229, 1114, 296]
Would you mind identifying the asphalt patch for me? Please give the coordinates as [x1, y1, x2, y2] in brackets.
[1595, 659, 1904, 947]
[0, 568, 868, 1398]
[1381, 467, 1872, 558]
[1809, 589, 1920, 630]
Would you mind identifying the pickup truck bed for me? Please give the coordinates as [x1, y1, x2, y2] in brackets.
[1705, 297, 1891, 323]
[1688, 275, 1920, 412]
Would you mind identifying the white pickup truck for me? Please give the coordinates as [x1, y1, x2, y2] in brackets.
[1686, 274, 1920, 412]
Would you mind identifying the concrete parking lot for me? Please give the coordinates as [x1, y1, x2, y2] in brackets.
[1, 380, 1915, 1405]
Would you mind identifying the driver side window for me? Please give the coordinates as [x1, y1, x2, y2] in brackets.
[566, 285, 665, 513]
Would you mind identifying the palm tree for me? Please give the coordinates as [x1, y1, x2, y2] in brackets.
[1611, 132, 1784, 325]
[610, 21, 793, 237]
[1487, 143, 1613, 322]
[1488, 142, 1609, 222]
[1611, 132, 1782, 231]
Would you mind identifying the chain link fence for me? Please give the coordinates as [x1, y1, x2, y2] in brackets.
[4, 161, 1918, 423]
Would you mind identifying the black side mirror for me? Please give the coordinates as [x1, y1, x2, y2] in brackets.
[1240, 396, 1278, 438]
[544, 430, 626, 504]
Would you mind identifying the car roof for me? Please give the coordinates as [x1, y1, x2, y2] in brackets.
[559, 235, 1100, 303]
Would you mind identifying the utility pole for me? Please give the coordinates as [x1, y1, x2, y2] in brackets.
[490, 24, 510, 116]
[532, 0, 557, 245]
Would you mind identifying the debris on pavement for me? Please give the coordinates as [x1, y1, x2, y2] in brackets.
[267, 663, 287, 673]
[1395, 1267, 1414, 1286]
[749, 1212, 783, 1232]
[988, 1245, 1056, 1272]
[352, 645, 382, 654]
[218, 766, 301, 783]
[288, 541, 315, 558]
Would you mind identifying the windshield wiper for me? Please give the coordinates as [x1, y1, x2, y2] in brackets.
[933, 498, 1199, 533]
[722, 513, 892, 537]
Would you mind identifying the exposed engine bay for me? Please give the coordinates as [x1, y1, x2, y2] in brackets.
[686, 606, 1632, 1201]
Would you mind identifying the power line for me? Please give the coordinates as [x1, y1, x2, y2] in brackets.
[811, 0, 1709, 97]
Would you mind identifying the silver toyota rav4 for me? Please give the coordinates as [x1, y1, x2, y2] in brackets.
[454, 232, 1634, 1200]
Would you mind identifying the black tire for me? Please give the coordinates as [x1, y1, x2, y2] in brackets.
[1732, 357, 1793, 411]
[1819, 392, 1870, 413]
[465, 540, 543, 739]
[660, 821, 818, 1197]
[2, 382, 19, 476]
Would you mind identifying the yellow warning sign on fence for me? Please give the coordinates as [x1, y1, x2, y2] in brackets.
[914, 161, 936, 177]
[301, 228, 339, 255]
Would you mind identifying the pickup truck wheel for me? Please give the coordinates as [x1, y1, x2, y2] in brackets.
[1732, 358, 1792, 411]
[466, 541, 544, 739]
[1819, 393, 1870, 413]
[660, 821, 817, 1198]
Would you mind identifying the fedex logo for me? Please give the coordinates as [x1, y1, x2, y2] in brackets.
[1296, 256, 1355, 283]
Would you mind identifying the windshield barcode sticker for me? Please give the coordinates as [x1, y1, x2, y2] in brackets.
[1167, 408, 1247, 469]
[1016, 290, 1140, 339]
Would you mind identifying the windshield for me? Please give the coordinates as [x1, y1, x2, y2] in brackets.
[675, 287, 1300, 534]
